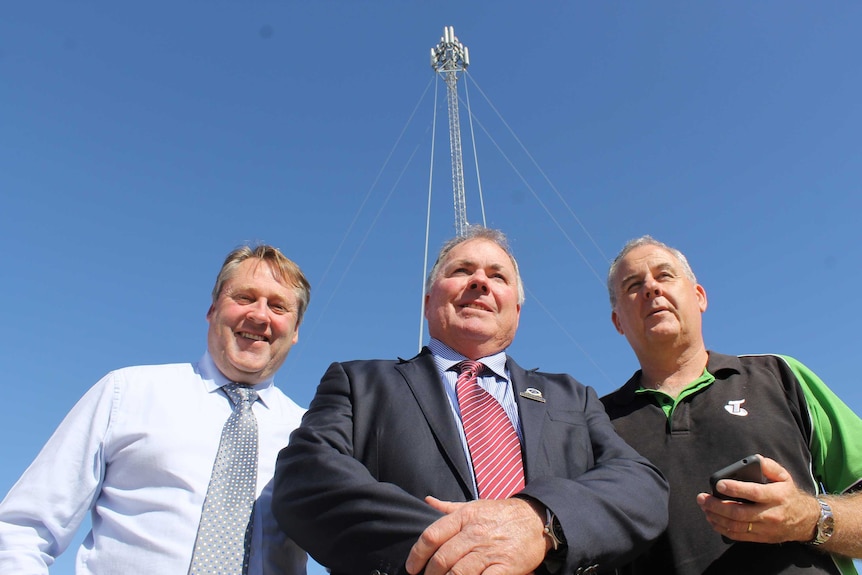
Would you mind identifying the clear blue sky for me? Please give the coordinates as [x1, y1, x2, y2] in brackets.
[2, 3, 860, 573]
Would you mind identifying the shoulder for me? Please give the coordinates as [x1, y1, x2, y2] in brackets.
[108, 361, 197, 378]
[334, 353, 431, 376]
[600, 368, 641, 407]
[506, 358, 593, 402]
[720, 352, 800, 384]
[96, 362, 195, 385]
[339, 357, 403, 369]
[321, 357, 405, 379]
[97, 362, 202, 400]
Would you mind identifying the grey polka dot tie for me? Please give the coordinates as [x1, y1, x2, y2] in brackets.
[189, 384, 259, 575]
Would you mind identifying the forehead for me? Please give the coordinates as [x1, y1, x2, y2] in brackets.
[617, 245, 681, 276]
[224, 260, 294, 294]
[442, 238, 512, 267]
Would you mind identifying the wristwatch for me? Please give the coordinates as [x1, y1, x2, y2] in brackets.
[809, 496, 834, 546]
[543, 508, 566, 551]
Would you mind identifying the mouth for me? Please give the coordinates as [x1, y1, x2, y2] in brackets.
[646, 307, 671, 319]
[459, 302, 492, 312]
[237, 331, 269, 343]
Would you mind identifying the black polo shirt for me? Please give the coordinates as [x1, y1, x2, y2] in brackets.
[601, 352, 845, 575]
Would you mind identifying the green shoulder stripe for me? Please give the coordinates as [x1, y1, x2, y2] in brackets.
[778, 355, 862, 494]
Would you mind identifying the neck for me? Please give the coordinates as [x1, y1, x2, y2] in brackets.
[637, 344, 708, 398]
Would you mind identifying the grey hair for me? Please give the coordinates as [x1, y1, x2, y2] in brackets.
[607, 235, 696, 308]
[425, 225, 526, 305]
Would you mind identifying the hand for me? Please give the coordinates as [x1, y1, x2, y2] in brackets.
[405, 496, 547, 575]
[696, 455, 819, 543]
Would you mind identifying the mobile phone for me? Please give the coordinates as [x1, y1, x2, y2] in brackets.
[709, 454, 765, 503]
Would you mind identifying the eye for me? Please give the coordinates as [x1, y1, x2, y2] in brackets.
[625, 281, 642, 293]
[270, 304, 288, 315]
[233, 294, 254, 304]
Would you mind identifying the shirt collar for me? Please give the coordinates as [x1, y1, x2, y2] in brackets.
[623, 350, 742, 395]
[427, 338, 509, 380]
[199, 351, 277, 408]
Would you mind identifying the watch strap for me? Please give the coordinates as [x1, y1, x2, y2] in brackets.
[543, 508, 565, 551]
[809, 496, 834, 546]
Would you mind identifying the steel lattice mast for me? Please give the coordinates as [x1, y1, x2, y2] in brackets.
[431, 26, 471, 237]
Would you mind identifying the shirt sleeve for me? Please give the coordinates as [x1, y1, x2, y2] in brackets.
[780, 355, 862, 494]
[0, 373, 115, 573]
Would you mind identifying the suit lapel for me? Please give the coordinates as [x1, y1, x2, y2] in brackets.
[395, 350, 474, 496]
[507, 358, 548, 482]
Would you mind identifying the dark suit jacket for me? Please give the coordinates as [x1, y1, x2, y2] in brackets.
[273, 348, 668, 575]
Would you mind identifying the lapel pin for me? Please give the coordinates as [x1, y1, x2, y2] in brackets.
[519, 387, 546, 403]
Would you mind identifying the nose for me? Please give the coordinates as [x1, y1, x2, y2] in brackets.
[246, 298, 270, 323]
[468, 272, 490, 294]
[643, 277, 662, 299]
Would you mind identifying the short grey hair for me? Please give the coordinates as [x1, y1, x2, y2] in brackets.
[607, 235, 696, 308]
[425, 225, 526, 305]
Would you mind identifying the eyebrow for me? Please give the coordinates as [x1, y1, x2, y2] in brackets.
[446, 257, 476, 269]
[619, 263, 676, 287]
[619, 272, 642, 288]
[445, 259, 509, 275]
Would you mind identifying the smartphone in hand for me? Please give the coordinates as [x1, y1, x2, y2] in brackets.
[709, 454, 765, 503]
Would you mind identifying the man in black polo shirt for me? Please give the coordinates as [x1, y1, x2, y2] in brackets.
[601, 235, 862, 575]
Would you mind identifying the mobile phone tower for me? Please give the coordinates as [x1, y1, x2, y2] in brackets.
[430, 26, 471, 237]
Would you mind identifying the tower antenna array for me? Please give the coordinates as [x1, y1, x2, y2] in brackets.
[431, 26, 471, 237]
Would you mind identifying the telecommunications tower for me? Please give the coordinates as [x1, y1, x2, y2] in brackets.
[430, 26, 471, 237]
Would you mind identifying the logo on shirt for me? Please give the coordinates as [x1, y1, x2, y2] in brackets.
[724, 399, 749, 416]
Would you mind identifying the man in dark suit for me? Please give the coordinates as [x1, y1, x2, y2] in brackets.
[272, 226, 669, 575]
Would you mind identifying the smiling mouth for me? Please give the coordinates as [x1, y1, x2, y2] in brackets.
[238, 332, 268, 342]
[460, 303, 491, 312]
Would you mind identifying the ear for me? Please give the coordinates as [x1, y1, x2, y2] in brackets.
[511, 302, 522, 332]
[423, 293, 431, 320]
[291, 326, 300, 345]
[611, 310, 624, 335]
[206, 304, 215, 320]
[696, 284, 708, 313]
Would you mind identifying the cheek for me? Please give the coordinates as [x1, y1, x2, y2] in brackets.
[273, 317, 298, 337]
[615, 308, 635, 329]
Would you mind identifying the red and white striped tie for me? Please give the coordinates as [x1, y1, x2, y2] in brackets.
[455, 360, 525, 499]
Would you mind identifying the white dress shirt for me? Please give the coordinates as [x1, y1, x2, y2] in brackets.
[0, 352, 307, 575]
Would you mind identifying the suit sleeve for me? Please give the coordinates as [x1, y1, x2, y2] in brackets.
[272, 362, 443, 575]
[519, 383, 669, 572]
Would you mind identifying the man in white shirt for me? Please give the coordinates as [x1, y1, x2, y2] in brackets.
[0, 244, 310, 575]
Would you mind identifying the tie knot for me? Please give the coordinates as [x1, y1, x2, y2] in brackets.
[224, 383, 258, 407]
[458, 360, 484, 379]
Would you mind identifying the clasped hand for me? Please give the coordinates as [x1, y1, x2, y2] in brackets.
[406, 496, 548, 575]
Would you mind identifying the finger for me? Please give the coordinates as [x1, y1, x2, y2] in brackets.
[417, 530, 477, 575]
[758, 455, 792, 483]
[708, 516, 748, 541]
[406, 514, 462, 575]
[422, 546, 470, 575]
[425, 495, 466, 514]
[698, 492, 745, 521]
[443, 549, 488, 575]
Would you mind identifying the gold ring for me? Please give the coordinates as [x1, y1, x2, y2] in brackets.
[747, 522, 753, 533]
